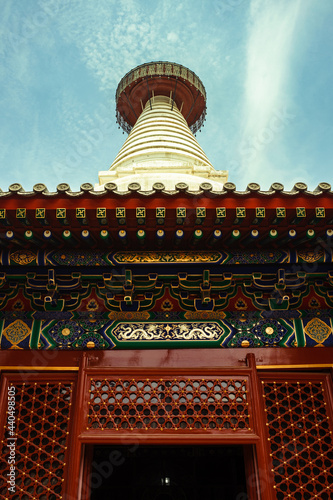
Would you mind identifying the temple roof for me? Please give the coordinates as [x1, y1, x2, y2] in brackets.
[0, 181, 332, 251]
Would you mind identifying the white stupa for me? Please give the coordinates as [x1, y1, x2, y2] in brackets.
[96, 62, 228, 191]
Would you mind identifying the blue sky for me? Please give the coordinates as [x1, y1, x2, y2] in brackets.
[0, 0, 332, 191]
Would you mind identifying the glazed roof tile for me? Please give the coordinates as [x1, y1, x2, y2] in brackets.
[0, 181, 332, 198]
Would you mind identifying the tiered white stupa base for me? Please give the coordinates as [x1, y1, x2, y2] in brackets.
[97, 95, 227, 191]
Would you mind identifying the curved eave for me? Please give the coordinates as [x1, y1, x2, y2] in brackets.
[0, 181, 332, 253]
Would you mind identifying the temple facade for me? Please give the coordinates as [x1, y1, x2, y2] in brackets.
[0, 61, 332, 500]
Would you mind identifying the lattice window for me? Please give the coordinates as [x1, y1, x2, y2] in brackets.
[0, 380, 74, 500]
[88, 376, 251, 432]
[262, 379, 333, 500]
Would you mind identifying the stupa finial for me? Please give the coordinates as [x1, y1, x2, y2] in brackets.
[115, 61, 207, 135]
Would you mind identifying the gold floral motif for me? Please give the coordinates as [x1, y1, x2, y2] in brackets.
[304, 318, 332, 344]
[309, 299, 320, 309]
[298, 250, 324, 263]
[235, 299, 248, 310]
[86, 299, 99, 311]
[113, 251, 222, 264]
[2, 319, 31, 345]
[184, 311, 226, 320]
[161, 299, 173, 311]
[108, 311, 150, 320]
[10, 250, 36, 265]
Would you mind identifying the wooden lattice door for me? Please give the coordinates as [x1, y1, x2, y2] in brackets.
[0, 372, 76, 500]
[260, 372, 333, 499]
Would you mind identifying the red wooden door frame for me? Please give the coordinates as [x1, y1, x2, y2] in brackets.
[67, 352, 273, 500]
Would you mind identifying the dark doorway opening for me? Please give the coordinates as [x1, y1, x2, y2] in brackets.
[89, 445, 248, 500]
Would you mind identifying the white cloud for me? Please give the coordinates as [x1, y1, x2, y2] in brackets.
[167, 32, 179, 43]
[239, 0, 302, 181]
[53, 0, 225, 92]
